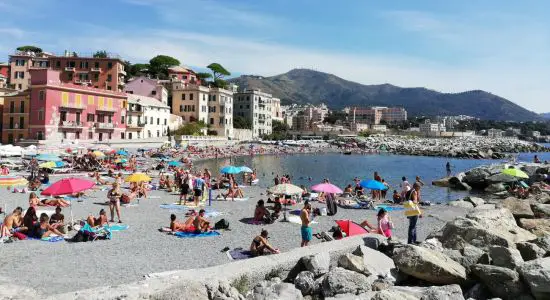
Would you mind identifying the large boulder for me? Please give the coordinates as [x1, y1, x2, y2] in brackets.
[486, 173, 517, 184]
[475, 203, 497, 210]
[249, 280, 303, 300]
[206, 280, 246, 300]
[516, 242, 546, 261]
[448, 200, 474, 209]
[531, 203, 550, 218]
[439, 217, 517, 250]
[518, 257, 550, 300]
[463, 168, 491, 188]
[518, 219, 550, 237]
[370, 290, 418, 300]
[471, 264, 526, 299]
[464, 283, 492, 300]
[352, 245, 396, 279]
[301, 252, 330, 277]
[321, 267, 372, 297]
[485, 183, 507, 193]
[465, 209, 537, 245]
[432, 177, 450, 187]
[501, 198, 535, 219]
[489, 246, 524, 270]
[464, 196, 485, 207]
[380, 285, 464, 300]
[532, 236, 550, 254]
[294, 271, 315, 296]
[338, 253, 369, 276]
[393, 245, 466, 284]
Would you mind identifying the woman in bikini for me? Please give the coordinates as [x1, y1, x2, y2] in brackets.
[28, 192, 70, 208]
[108, 183, 123, 223]
[250, 229, 279, 256]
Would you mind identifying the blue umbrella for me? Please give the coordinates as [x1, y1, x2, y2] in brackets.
[54, 161, 66, 168]
[220, 165, 241, 174]
[359, 179, 386, 190]
[168, 161, 182, 167]
[116, 150, 128, 156]
[238, 166, 253, 173]
[35, 154, 62, 161]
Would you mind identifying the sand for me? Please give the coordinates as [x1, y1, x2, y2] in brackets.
[0, 176, 468, 295]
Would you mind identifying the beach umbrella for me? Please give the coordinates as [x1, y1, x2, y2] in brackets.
[93, 150, 105, 158]
[311, 183, 343, 194]
[268, 183, 303, 195]
[220, 165, 241, 174]
[116, 150, 128, 156]
[0, 175, 28, 187]
[335, 220, 368, 237]
[39, 161, 56, 169]
[125, 172, 152, 182]
[238, 166, 253, 173]
[501, 168, 529, 179]
[35, 153, 62, 161]
[114, 158, 128, 164]
[168, 161, 182, 167]
[359, 179, 386, 190]
[41, 178, 95, 226]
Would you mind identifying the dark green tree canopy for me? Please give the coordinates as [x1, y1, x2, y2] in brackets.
[172, 121, 207, 136]
[149, 55, 180, 79]
[93, 50, 108, 58]
[233, 116, 252, 129]
[207, 63, 231, 79]
[16, 46, 42, 53]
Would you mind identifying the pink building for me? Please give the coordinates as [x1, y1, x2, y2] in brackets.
[28, 69, 127, 142]
[124, 76, 168, 104]
[167, 66, 200, 85]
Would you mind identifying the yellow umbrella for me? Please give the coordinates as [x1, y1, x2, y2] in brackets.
[39, 161, 56, 169]
[501, 168, 529, 179]
[125, 172, 152, 182]
[93, 150, 105, 158]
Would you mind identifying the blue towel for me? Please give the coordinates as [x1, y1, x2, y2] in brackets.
[375, 205, 404, 212]
[29, 236, 65, 242]
[228, 249, 254, 260]
[106, 224, 129, 231]
[174, 231, 220, 238]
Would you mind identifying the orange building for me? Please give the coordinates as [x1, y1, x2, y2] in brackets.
[2, 91, 30, 144]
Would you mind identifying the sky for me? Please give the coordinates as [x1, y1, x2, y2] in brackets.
[1, 0, 549, 112]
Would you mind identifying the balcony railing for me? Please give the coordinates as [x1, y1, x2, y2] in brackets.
[119, 69, 127, 76]
[74, 79, 92, 85]
[65, 67, 76, 72]
[90, 67, 102, 72]
[127, 109, 143, 114]
[95, 122, 115, 130]
[60, 102, 84, 109]
[96, 106, 117, 113]
[59, 121, 84, 128]
[126, 122, 145, 129]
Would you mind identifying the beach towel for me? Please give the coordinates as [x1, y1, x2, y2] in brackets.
[121, 203, 139, 207]
[227, 248, 254, 260]
[106, 224, 129, 231]
[29, 236, 64, 242]
[214, 196, 249, 202]
[174, 231, 220, 238]
[286, 215, 318, 225]
[374, 205, 404, 212]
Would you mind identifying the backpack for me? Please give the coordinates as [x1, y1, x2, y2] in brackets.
[214, 219, 230, 230]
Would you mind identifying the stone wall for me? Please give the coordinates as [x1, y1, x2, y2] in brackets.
[233, 129, 253, 141]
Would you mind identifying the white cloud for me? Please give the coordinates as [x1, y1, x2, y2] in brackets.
[0, 27, 25, 39]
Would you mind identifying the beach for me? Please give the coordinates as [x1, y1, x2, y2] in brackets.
[0, 175, 468, 295]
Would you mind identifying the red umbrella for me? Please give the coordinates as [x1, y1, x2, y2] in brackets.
[335, 220, 368, 237]
[41, 178, 95, 196]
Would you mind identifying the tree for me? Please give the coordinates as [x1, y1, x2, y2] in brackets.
[149, 55, 180, 79]
[272, 120, 289, 133]
[93, 50, 108, 58]
[234, 116, 252, 129]
[196, 72, 212, 86]
[207, 63, 231, 79]
[127, 62, 150, 77]
[172, 121, 207, 136]
[16, 46, 42, 53]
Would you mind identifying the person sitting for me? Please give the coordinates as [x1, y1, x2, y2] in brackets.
[392, 190, 402, 204]
[0, 165, 9, 175]
[1, 207, 24, 237]
[34, 213, 64, 239]
[93, 171, 107, 185]
[250, 229, 280, 256]
[354, 184, 364, 196]
[22, 207, 38, 235]
[87, 209, 108, 227]
[254, 200, 273, 223]
[300, 185, 310, 198]
[28, 177, 42, 191]
[272, 201, 282, 219]
[138, 182, 148, 199]
[49, 206, 66, 234]
[40, 172, 50, 185]
[222, 184, 238, 201]
[376, 208, 392, 239]
[192, 209, 210, 233]
[169, 214, 195, 232]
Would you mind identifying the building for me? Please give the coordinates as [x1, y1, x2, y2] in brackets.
[419, 119, 446, 135]
[0, 63, 9, 78]
[351, 107, 407, 124]
[207, 87, 233, 138]
[531, 131, 541, 138]
[27, 69, 127, 143]
[233, 89, 273, 138]
[272, 97, 283, 122]
[292, 114, 312, 131]
[487, 128, 504, 138]
[0, 74, 7, 89]
[8, 50, 126, 92]
[2, 91, 30, 144]
[167, 66, 200, 85]
[505, 127, 522, 137]
[124, 76, 168, 104]
[370, 124, 388, 132]
[126, 94, 170, 140]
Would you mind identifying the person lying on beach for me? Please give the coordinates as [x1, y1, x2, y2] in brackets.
[1, 207, 24, 237]
[29, 192, 70, 208]
[87, 209, 109, 227]
[254, 200, 273, 223]
[49, 206, 66, 234]
[34, 213, 64, 239]
[250, 229, 280, 256]
[169, 214, 195, 232]
[192, 210, 210, 233]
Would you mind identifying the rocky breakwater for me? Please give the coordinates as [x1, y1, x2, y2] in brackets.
[349, 136, 549, 159]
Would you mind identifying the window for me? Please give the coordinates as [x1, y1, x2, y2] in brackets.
[156, 118, 160, 125]
[9, 117, 13, 129]
[107, 62, 113, 69]
[88, 132, 93, 139]
[157, 130, 160, 137]
[164, 119, 167, 125]
[107, 74, 112, 82]
[18, 84, 22, 90]
[120, 132, 125, 139]
[75, 132, 80, 139]
[15, 71, 25, 79]
[7, 134, 13, 144]
[190, 93, 193, 100]
[62, 132, 67, 139]
[202, 94, 205, 101]
[152, 91, 156, 95]
[128, 133, 133, 139]
[108, 133, 112, 139]
[15, 59, 25, 66]
[150, 117, 153, 124]
[36, 131, 44, 140]
[93, 73, 99, 81]
[182, 94, 186, 100]
[94, 62, 99, 68]
[212, 95, 216, 101]
[107, 86, 112, 91]
[201, 106, 206, 112]
[210, 118, 214, 125]
[19, 116, 24, 128]
[76, 112, 81, 123]
[179, 105, 183, 112]
[60, 111, 67, 122]
[39, 90, 45, 101]
[97, 114, 104, 122]
[121, 115, 125, 124]
[87, 113, 94, 122]
[56, 61, 60, 68]
[38, 110, 44, 121]
[20, 102, 24, 113]
[9, 102, 14, 113]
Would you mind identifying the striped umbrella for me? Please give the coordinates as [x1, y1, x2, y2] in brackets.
[0, 175, 28, 187]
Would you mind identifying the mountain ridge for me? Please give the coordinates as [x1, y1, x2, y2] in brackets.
[228, 69, 540, 121]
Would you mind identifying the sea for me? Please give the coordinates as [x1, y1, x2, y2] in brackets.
[195, 143, 549, 204]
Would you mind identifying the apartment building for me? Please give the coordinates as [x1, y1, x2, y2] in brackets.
[126, 94, 170, 140]
[419, 119, 446, 136]
[8, 51, 52, 91]
[272, 97, 283, 122]
[171, 83, 210, 124]
[124, 76, 168, 104]
[167, 66, 200, 85]
[2, 91, 30, 144]
[233, 89, 273, 138]
[27, 69, 127, 143]
[207, 87, 233, 137]
[351, 106, 407, 124]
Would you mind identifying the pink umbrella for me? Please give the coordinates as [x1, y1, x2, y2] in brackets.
[311, 183, 343, 194]
[41, 178, 95, 196]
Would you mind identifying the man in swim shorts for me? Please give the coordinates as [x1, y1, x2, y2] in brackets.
[300, 201, 312, 247]
[193, 209, 210, 233]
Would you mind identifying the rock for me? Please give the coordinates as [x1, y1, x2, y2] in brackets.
[383, 285, 464, 300]
[465, 209, 537, 246]
[352, 245, 396, 279]
[338, 253, 369, 276]
[294, 271, 315, 296]
[325, 292, 376, 300]
[448, 200, 474, 209]
[249, 281, 303, 300]
[489, 246, 524, 269]
[393, 245, 466, 284]
[302, 252, 330, 277]
[418, 238, 444, 251]
[471, 264, 526, 299]
[450, 181, 472, 191]
[207, 280, 246, 300]
[371, 278, 394, 291]
[432, 177, 451, 187]
[371, 290, 418, 300]
[518, 218, 550, 237]
[475, 203, 497, 210]
[486, 173, 517, 184]
[464, 196, 485, 207]
[363, 234, 388, 250]
[531, 203, 550, 218]
[463, 168, 491, 188]
[464, 283, 492, 300]
[532, 236, 550, 254]
[439, 217, 516, 250]
[151, 281, 210, 300]
[502, 198, 535, 219]
[322, 267, 371, 297]
[518, 257, 550, 300]
[485, 183, 507, 193]
[517, 242, 546, 261]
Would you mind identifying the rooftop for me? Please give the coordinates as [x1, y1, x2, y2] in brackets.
[127, 94, 169, 108]
[168, 65, 195, 73]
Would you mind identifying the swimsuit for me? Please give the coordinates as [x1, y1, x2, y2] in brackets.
[301, 226, 312, 241]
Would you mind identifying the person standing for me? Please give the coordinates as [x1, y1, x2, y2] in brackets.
[400, 177, 411, 200]
[108, 182, 123, 223]
[179, 171, 190, 205]
[373, 172, 382, 200]
[404, 183, 422, 244]
[446, 162, 452, 177]
[274, 174, 280, 186]
[193, 175, 205, 207]
[300, 201, 312, 247]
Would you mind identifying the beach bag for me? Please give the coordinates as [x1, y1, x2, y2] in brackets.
[214, 219, 230, 230]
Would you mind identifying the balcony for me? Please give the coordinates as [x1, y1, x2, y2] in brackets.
[126, 122, 145, 129]
[74, 79, 92, 86]
[127, 108, 143, 115]
[118, 81, 125, 86]
[59, 121, 84, 129]
[91, 67, 102, 72]
[95, 122, 115, 130]
[96, 106, 117, 113]
[119, 69, 127, 76]
[60, 102, 84, 109]
[65, 67, 76, 72]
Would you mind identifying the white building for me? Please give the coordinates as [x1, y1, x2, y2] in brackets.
[272, 97, 283, 122]
[487, 128, 504, 138]
[419, 119, 446, 135]
[207, 87, 234, 138]
[125, 94, 171, 140]
[233, 89, 273, 138]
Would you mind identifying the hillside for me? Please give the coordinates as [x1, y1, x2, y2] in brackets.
[229, 69, 540, 121]
[541, 113, 550, 119]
